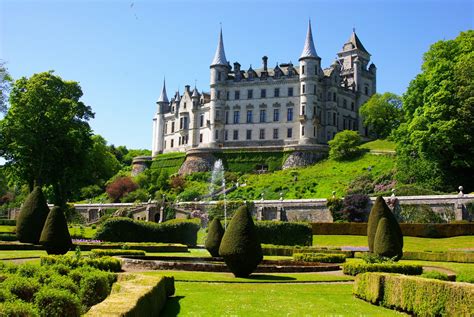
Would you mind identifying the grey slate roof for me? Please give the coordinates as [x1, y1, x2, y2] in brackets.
[348, 31, 369, 55]
[211, 28, 228, 66]
[300, 21, 319, 60]
[157, 79, 169, 103]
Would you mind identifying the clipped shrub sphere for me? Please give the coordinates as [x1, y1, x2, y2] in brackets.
[39, 207, 72, 255]
[373, 217, 403, 259]
[205, 217, 224, 257]
[16, 186, 50, 244]
[218, 205, 263, 277]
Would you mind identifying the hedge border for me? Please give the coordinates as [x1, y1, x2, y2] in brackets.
[262, 244, 354, 257]
[354, 251, 474, 263]
[85, 273, 174, 316]
[343, 262, 423, 276]
[0, 219, 16, 226]
[354, 272, 474, 316]
[293, 252, 346, 263]
[75, 242, 188, 253]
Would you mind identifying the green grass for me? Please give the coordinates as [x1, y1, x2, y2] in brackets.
[226, 153, 394, 200]
[314, 235, 474, 252]
[360, 139, 396, 151]
[0, 226, 15, 233]
[161, 280, 405, 316]
[0, 250, 90, 259]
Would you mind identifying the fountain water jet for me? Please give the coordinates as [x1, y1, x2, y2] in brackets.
[209, 159, 227, 229]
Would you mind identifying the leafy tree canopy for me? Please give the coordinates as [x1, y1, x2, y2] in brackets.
[328, 130, 362, 161]
[359, 92, 403, 138]
[0, 60, 12, 114]
[395, 30, 474, 192]
[0, 71, 94, 206]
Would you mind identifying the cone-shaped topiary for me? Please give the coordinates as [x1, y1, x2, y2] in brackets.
[218, 205, 263, 277]
[16, 186, 50, 244]
[205, 217, 224, 257]
[39, 206, 72, 255]
[373, 217, 403, 259]
[367, 196, 403, 252]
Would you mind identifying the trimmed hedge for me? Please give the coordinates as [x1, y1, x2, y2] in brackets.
[343, 262, 422, 276]
[354, 272, 474, 316]
[214, 151, 287, 173]
[420, 271, 450, 281]
[402, 251, 474, 263]
[262, 244, 353, 257]
[293, 253, 346, 263]
[39, 206, 72, 255]
[311, 222, 474, 237]
[74, 242, 188, 253]
[85, 274, 174, 316]
[255, 221, 312, 246]
[0, 233, 17, 241]
[35, 287, 82, 317]
[205, 217, 224, 257]
[16, 187, 50, 244]
[40, 255, 122, 272]
[0, 219, 16, 226]
[95, 217, 200, 246]
[91, 249, 146, 257]
[0, 301, 39, 316]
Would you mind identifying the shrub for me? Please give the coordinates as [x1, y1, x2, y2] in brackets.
[374, 217, 402, 259]
[16, 186, 50, 244]
[293, 253, 346, 263]
[3, 276, 41, 302]
[95, 217, 200, 246]
[0, 219, 16, 225]
[219, 205, 263, 277]
[456, 272, 474, 284]
[121, 188, 149, 203]
[326, 197, 344, 222]
[47, 274, 80, 295]
[420, 271, 450, 281]
[342, 194, 369, 222]
[0, 301, 39, 317]
[0, 288, 13, 303]
[262, 244, 354, 257]
[354, 273, 474, 316]
[342, 262, 422, 276]
[74, 242, 187, 253]
[90, 249, 145, 257]
[40, 255, 122, 272]
[0, 233, 17, 241]
[328, 130, 362, 160]
[39, 206, 72, 255]
[205, 217, 224, 257]
[255, 221, 312, 246]
[106, 177, 138, 203]
[79, 271, 111, 308]
[399, 204, 446, 223]
[367, 196, 403, 259]
[35, 287, 82, 317]
[402, 251, 474, 263]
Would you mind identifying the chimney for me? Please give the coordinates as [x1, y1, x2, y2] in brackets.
[233, 62, 241, 73]
[185, 85, 191, 93]
[262, 56, 268, 72]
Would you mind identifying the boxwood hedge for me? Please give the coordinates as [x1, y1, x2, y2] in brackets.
[343, 262, 422, 276]
[255, 221, 312, 246]
[293, 252, 346, 263]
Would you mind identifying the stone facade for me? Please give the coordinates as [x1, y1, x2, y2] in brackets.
[152, 22, 376, 158]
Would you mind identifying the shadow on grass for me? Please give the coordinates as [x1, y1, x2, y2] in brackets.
[161, 296, 184, 317]
[247, 274, 296, 281]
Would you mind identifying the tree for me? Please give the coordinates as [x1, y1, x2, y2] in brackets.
[39, 206, 72, 255]
[395, 31, 474, 192]
[106, 176, 138, 202]
[328, 130, 362, 160]
[219, 205, 263, 277]
[0, 60, 12, 114]
[0, 71, 94, 206]
[205, 217, 224, 257]
[359, 92, 403, 138]
[16, 186, 50, 244]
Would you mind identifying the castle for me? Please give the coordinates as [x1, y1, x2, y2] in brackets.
[151, 21, 376, 169]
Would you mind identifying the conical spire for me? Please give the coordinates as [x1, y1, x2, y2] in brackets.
[211, 27, 228, 66]
[348, 28, 369, 54]
[157, 79, 169, 103]
[192, 86, 199, 98]
[299, 20, 318, 60]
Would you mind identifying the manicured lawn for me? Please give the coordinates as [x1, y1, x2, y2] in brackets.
[161, 281, 406, 316]
[0, 225, 15, 233]
[0, 250, 89, 259]
[314, 235, 474, 252]
[360, 139, 396, 151]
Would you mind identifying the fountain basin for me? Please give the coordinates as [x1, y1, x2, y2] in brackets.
[120, 256, 341, 273]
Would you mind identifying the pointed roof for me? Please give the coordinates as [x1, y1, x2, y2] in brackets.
[348, 29, 369, 54]
[157, 79, 169, 103]
[299, 20, 319, 60]
[192, 86, 199, 98]
[211, 28, 228, 66]
[174, 90, 181, 102]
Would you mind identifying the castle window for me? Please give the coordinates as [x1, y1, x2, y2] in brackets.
[246, 130, 252, 140]
[184, 102, 187, 109]
[259, 109, 266, 123]
[302, 84, 305, 94]
[224, 130, 228, 140]
[314, 126, 316, 137]
[274, 88, 280, 97]
[327, 92, 331, 101]
[287, 128, 293, 138]
[343, 99, 347, 109]
[165, 123, 168, 133]
[233, 111, 240, 124]
[261, 89, 266, 98]
[233, 130, 239, 140]
[171, 122, 175, 132]
[315, 66, 318, 75]
[302, 105, 305, 115]
[217, 91, 221, 99]
[288, 87, 293, 97]
[351, 102, 355, 111]
[226, 91, 230, 100]
[164, 140, 166, 149]
[235, 90, 240, 100]
[301, 126, 305, 136]
[365, 86, 369, 95]
[273, 128, 279, 139]
[183, 117, 188, 129]
[199, 133, 203, 143]
[218, 72, 221, 81]
[287, 108, 293, 121]
[343, 118, 347, 129]
[333, 92, 336, 101]
[333, 113, 337, 126]
[225, 111, 229, 124]
[302, 65, 305, 74]
[313, 85, 317, 94]
[273, 109, 280, 122]
[259, 129, 265, 140]
[171, 139, 174, 147]
[179, 118, 183, 130]
[215, 130, 219, 140]
[200, 114, 204, 127]
[248, 89, 253, 99]
[247, 110, 253, 123]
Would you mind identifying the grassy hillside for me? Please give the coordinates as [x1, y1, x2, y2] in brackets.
[226, 153, 394, 200]
[360, 139, 396, 151]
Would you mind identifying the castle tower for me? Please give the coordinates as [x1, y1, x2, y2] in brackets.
[298, 20, 321, 145]
[209, 28, 229, 147]
[191, 86, 200, 146]
[152, 79, 168, 156]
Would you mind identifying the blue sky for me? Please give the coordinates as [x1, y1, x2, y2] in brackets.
[1, 0, 472, 151]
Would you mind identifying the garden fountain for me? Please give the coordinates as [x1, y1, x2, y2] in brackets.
[209, 159, 227, 229]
